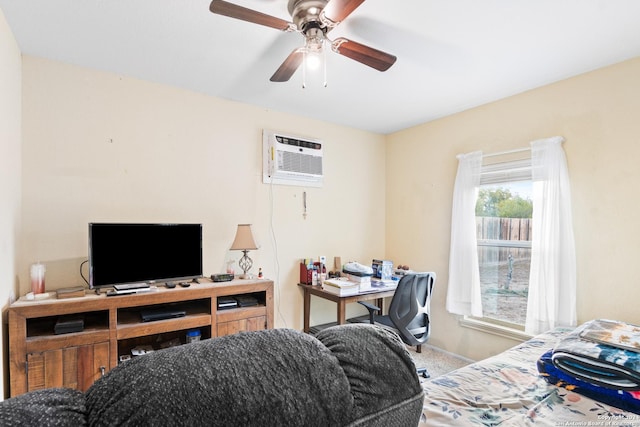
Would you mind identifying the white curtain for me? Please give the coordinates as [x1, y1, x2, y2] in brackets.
[525, 136, 577, 335]
[446, 151, 483, 317]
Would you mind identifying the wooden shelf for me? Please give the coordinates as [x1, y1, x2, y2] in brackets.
[117, 313, 213, 340]
[9, 278, 274, 397]
[25, 330, 111, 353]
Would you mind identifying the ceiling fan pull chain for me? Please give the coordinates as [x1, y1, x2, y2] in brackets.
[322, 40, 328, 87]
[302, 49, 308, 89]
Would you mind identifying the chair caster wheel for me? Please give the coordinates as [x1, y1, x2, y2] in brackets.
[417, 367, 430, 378]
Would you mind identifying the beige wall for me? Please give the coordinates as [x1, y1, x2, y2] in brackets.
[387, 57, 640, 360]
[0, 8, 22, 398]
[19, 56, 386, 335]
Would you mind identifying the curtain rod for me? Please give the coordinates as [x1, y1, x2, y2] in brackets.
[457, 136, 564, 159]
[482, 147, 529, 158]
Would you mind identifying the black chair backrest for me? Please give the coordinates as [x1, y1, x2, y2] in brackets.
[388, 272, 436, 346]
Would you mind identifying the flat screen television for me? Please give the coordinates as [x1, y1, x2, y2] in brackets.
[88, 223, 203, 289]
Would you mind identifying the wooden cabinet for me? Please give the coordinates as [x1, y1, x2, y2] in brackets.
[26, 341, 109, 391]
[216, 306, 268, 336]
[9, 278, 273, 397]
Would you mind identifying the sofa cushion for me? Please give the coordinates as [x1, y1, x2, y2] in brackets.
[85, 328, 354, 426]
[315, 324, 424, 426]
[0, 388, 86, 426]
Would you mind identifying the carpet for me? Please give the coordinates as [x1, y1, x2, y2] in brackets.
[405, 344, 473, 379]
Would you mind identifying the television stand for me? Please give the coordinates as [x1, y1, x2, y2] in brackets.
[8, 277, 273, 397]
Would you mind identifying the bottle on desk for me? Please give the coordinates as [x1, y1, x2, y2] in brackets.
[313, 262, 326, 286]
[300, 260, 326, 285]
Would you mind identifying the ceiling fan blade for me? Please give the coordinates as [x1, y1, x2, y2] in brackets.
[322, 0, 366, 24]
[270, 49, 304, 82]
[331, 38, 396, 71]
[210, 0, 293, 31]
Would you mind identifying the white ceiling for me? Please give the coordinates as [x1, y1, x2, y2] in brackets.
[2, 0, 640, 134]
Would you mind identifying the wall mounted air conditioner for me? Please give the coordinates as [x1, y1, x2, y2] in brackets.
[262, 129, 323, 188]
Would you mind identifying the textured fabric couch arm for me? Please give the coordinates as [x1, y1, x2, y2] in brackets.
[85, 328, 355, 426]
[1, 326, 422, 426]
[315, 324, 424, 427]
[0, 388, 86, 426]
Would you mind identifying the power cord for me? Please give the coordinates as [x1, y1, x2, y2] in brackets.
[80, 259, 90, 288]
[269, 179, 288, 329]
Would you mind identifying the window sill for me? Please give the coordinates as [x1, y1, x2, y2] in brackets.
[459, 317, 533, 342]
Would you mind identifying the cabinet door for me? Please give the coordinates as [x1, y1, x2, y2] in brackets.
[217, 315, 267, 337]
[27, 342, 110, 392]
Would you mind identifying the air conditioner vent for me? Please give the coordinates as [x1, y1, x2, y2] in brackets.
[279, 151, 323, 175]
[263, 130, 323, 187]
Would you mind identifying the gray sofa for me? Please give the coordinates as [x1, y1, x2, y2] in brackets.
[0, 324, 424, 426]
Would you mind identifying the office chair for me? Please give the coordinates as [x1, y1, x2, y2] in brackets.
[359, 272, 436, 378]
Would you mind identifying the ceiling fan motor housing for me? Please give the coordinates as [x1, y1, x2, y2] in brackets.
[288, 0, 329, 32]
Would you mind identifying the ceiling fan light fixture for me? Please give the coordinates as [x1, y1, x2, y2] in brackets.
[305, 49, 323, 70]
[302, 26, 325, 70]
[304, 26, 325, 46]
[301, 40, 327, 88]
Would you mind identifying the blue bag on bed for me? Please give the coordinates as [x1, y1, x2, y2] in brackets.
[538, 349, 640, 415]
[551, 319, 640, 390]
[538, 319, 640, 414]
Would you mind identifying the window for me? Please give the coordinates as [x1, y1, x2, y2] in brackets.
[449, 138, 575, 336]
[474, 157, 533, 329]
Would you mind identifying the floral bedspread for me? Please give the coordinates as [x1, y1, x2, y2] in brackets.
[420, 328, 640, 426]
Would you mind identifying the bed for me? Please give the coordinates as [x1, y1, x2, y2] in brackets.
[419, 324, 640, 426]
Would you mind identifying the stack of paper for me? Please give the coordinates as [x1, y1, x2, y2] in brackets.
[344, 273, 371, 283]
[342, 273, 371, 291]
[322, 278, 360, 296]
[370, 278, 398, 291]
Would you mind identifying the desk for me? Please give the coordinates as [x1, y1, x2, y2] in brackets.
[298, 283, 397, 333]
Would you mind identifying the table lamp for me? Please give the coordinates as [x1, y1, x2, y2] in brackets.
[230, 224, 258, 279]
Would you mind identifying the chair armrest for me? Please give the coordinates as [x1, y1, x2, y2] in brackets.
[357, 301, 380, 324]
[358, 301, 380, 313]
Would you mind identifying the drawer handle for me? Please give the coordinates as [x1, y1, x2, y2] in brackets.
[100, 366, 106, 377]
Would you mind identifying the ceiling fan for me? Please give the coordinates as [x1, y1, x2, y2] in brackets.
[209, 0, 397, 82]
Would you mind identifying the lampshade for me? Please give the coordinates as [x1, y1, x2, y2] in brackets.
[230, 224, 258, 251]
